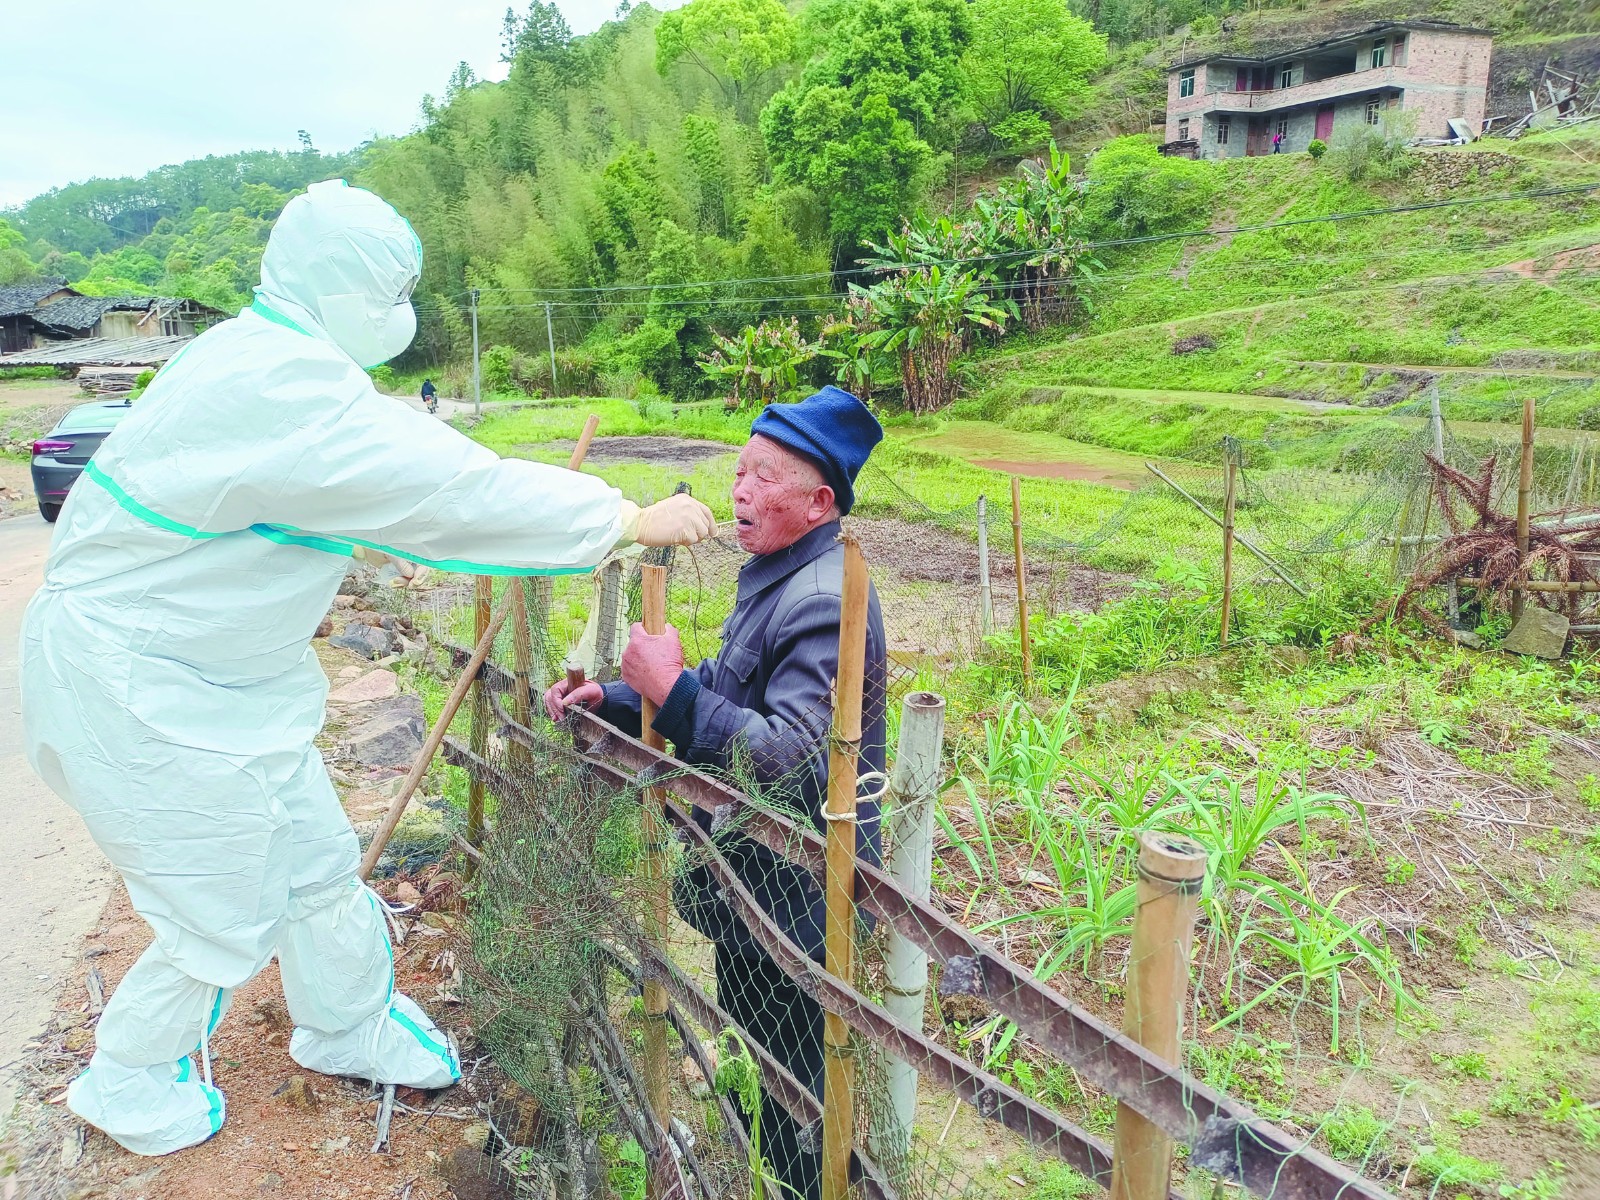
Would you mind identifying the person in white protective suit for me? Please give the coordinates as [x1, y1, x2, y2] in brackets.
[19, 179, 715, 1157]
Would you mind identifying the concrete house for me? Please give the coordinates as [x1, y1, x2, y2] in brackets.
[1163, 20, 1493, 158]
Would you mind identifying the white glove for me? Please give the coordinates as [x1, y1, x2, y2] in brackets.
[619, 494, 716, 548]
[352, 544, 421, 587]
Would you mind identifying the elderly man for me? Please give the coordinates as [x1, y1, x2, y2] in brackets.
[546, 385, 887, 1199]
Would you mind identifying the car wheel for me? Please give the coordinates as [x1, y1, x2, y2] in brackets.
[40, 503, 62, 523]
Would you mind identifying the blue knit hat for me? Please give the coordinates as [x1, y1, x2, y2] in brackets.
[750, 386, 883, 514]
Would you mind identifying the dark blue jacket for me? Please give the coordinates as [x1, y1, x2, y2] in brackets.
[599, 521, 887, 960]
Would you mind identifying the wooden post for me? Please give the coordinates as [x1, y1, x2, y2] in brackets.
[1219, 447, 1237, 648]
[1515, 395, 1535, 621]
[358, 594, 514, 879]
[976, 495, 994, 637]
[569, 413, 601, 471]
[821, 536, 871, 1200]
[1109, 833, 1207, 1200]
[637, 564, 673, 1139]
[1144, 464, 1310, 597]
[870, 691, 946, 1164]
[1010, 477, 1031, 690]
[506, 579, 535, 765]
[1431, 385, 1460, 626]
[465, 575, 493, 875]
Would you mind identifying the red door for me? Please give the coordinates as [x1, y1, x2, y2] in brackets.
[1315, 105, 1335, 140]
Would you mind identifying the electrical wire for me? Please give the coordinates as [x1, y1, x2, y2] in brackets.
[442, 181, 1600, 303]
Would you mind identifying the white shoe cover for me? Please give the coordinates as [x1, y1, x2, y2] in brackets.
[289, 992, 459, 1088]
[67, 1053, 224, 1157]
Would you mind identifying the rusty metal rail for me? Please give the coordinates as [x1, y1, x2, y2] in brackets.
[444, 655, 1390, 1199]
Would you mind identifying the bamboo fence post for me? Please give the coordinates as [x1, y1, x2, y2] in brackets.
[870, 691, 947, 1164]
[1109, 832, 1207, 1200]
[1515, 395, 1535, 622]
[358, 595, 513, 879]
[637, 563, 674, 1140]
[1219, 445, 1238, 648]
[1144, 464, 1310, 597]
[506, 579, 534, 767]
[1010, 478, 1032, 690]
[977, 495, 994, 637]
[465, 576, 493, 875]
[569, 413, 601, 471]
[821, 535, 871, 1200]
[1431, 385, 1460, 626]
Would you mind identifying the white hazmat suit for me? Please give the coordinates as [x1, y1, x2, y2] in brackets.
[20, 181, 699, 1156]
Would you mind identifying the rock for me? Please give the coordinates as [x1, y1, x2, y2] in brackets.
[315, 615, 334, 639]
[395, 880, 424, 906]
[682, 1056, 710, 1100]
[461, 1121, 492, 1151]
[333, 595, 358, 610]
[1453, 629, 1486, 650]
[259, 1172, 284, 1193]
[327, 669, 399, 705]
[1502, 606, 1569, 659]
[64, 1027, 93, 1053]
[348, 696, 425, 767]
[329, 624, 399, 660]
[273, 1075, 321, 1111]
[318, 1136, 351, 1154]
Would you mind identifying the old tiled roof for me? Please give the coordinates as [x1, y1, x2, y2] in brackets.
[29, 294, 157, 333]
[0, 277, 71, 319]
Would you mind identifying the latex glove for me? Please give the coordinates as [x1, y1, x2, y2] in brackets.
[352, 544, 418, 585]
[620, 494, 715, 548]
[620, 622, 685, 707]
[544, 677, 604, 722]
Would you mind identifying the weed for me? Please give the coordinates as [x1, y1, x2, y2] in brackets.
[1449, 1108, 1484, 1129]
[1383, 855, 1416, 886]
[1320, 1104, 1388, 1162]
[1409, 1144, 1503, 1188]
[1544, 1086, 1600, 1146]
[1500, 1167, 1565, 1200]
[1440, 1051, 1492, 1080]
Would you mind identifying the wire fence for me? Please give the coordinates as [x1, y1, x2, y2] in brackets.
[356, 388, 1598, 1199]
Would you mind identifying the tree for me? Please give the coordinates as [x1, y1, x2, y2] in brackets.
[501, 1, 573, 64]
[1079, 135, 1216, 239]
[760, 0, 971, 254]
[964, 0, 1105, 131]
[764, 89, 939, 255]
[654, 0, 797, 111]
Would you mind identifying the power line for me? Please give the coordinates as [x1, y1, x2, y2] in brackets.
[443, 181, 1600, 303]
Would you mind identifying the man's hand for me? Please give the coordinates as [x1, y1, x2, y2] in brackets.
[620, 622, 685, 707]
[543, 677, 604, 722]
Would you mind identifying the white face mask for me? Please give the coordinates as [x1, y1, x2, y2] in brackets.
[318, 294, 418, 369]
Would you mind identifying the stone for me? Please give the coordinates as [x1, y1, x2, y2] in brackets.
[314, 615, 334, 639]
[461, 1121, 491, 1151]
[1502, 606, 1569, 659]
[327, 669, 399, 705]
[329, 624, 399, 661]
[273, 1075, 321, 1111]
[333, 595, 358, 610]
[1453, 629, 1486, 650]
[348, 695, 425, 767]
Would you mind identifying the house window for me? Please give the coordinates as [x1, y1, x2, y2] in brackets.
[1365, 95, 1382, 125]
[1178, 118, 1190, 141]
[1371, 37, 1387, 68]
[1392, 34, 1406, 65]
[1276, 117, 1289, 138]
[1179, 69, 1195, 98]
[1216, 117, 1231, 145]
[1280, 63, 1294, 88]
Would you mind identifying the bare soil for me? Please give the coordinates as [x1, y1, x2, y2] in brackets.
[0, 456, 37, 519]
[970, 458, 1139, 489]
[535, 436, 736, 474]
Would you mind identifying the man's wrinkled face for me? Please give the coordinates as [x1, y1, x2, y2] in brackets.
[731, 434, 835, 555]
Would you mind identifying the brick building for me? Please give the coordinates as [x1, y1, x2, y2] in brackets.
[1163, 20, 1492, 158]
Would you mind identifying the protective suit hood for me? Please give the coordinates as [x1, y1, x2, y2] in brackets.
[258, 180, 421, 368]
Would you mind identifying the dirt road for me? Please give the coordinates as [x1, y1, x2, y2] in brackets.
[0, 517, 111, 1117]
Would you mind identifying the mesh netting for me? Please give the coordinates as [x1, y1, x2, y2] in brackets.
[355, 383, 1598, 1199]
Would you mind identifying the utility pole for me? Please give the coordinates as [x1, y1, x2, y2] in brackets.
[470, 287, 482, 418]
[545, 301, 559, 399]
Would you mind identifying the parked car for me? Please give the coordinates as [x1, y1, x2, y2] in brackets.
[30, 399, 134, 523]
